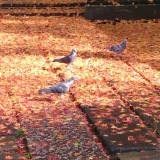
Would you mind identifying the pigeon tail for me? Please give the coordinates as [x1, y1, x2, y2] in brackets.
[53, 59, 62, 63]
[105, 47, 112, 51]
[39, 88, 52, 94]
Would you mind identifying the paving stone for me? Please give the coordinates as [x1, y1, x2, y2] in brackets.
[0, 135, 17, 152]
[118, 150, 160, 160]
[112, 82, 153, 99]
[104, 61, 160, 136]
[19, 118, 49, 129]
[18, 102, 109, 159]
[129, 100, 160, 135]
[80, 105, 158, 153]
[128, 62, 160, 87]
[0, 117, 20, 136]
[25, 123, 109, 160]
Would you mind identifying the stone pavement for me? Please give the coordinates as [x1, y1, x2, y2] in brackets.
[17, 98, 109, 160]
[0, 106, 29, 159]
[74, 59, 160, 159]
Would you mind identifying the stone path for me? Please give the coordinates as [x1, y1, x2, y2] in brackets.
[18, 99, 109, 159]
[78, 59, 160, 159]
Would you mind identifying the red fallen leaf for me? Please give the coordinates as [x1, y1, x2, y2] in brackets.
[16, 138, 26, 152]
[17, 147, 26, 154]
[0, 109, 4, 115]
[41, 141, 49, 149]
[47, 155, 59, 160]
[0, 15, 160, 160]
[117, 140, 123, 146]
[15, 115, 21, 122]
[7, 130, 12, 134]
[101, 123, 108, 129]
[121, 117, 132, 123]
[128, 136, 135, 141]
[149, 97, 156, 103]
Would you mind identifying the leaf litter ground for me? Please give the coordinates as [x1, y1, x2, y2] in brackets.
[0, 15, 160, 159]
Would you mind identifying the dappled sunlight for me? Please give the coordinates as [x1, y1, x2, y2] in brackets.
[0, 14, 160, 158]
[2, 52, 159, 120]
[96, 20, 160, 70]
[0, 16, 109, 55]
[0, 15, 159, 106]
[129, 62, 160, 86]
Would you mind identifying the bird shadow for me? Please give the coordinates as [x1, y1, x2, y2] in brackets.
[30, 97, 52, 102]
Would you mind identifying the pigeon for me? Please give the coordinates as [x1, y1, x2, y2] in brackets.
[39, 77, 77, 96]
[105, 39, 127, 56]
[53, 48, 77, 68]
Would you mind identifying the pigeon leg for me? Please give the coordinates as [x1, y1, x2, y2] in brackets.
[60, 94, 65, 99]
[114, 53, 118, 59]
[114, 53, 121, 60]
[67, 63, 72, 69]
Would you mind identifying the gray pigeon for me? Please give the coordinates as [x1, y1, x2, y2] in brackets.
[53, 48, 77, 68]
[105, 39, 127, 56]
[39, 77, 77, 96]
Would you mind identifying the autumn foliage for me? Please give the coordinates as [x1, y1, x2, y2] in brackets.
[0, 14, 160, 158]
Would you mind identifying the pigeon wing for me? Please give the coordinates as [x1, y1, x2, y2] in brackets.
[56, 56, 72, 64]
[106, 40, 127, 54]
[50, 83, 68, 93]
[110, 44, 122, 52]
[39, 83, 68, 94]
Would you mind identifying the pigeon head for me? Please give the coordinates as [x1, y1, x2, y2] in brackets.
[70, 77, 77, 81]
[123, 39, 128, 43]
[62, 77, 77, 89]
[72, 48, 77, 53]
